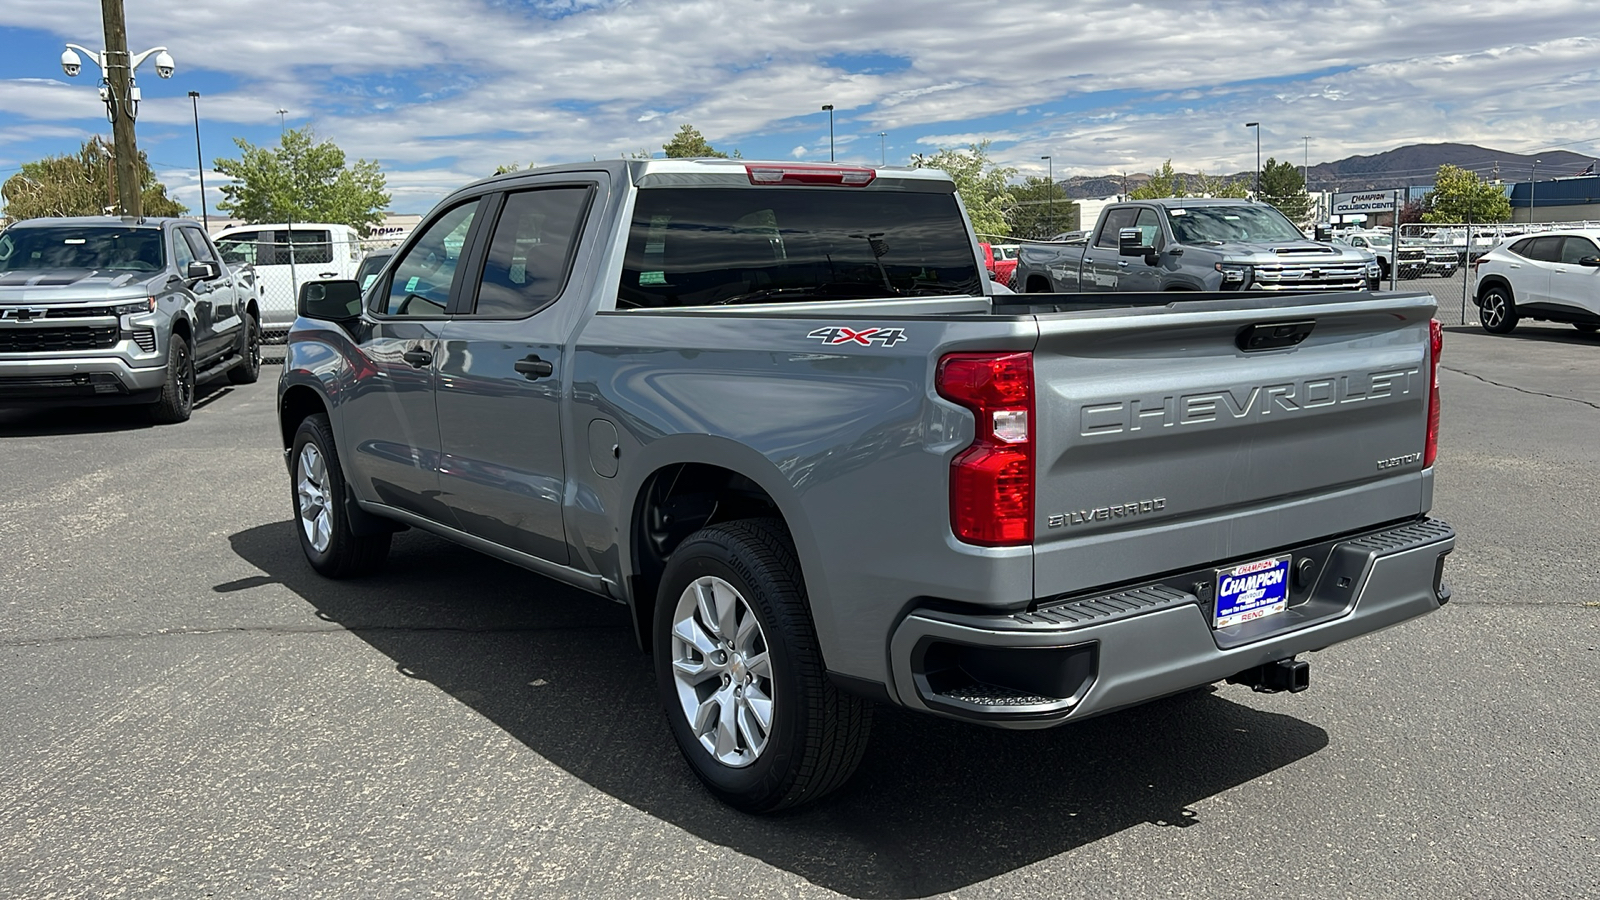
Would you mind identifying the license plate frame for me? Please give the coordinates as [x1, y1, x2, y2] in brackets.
[1214, 554, 1293, 629]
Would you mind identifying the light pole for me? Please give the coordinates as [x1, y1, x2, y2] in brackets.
[59, 0, 175, 218]
[1040, 155, 1054, 235]
[879, 131, 887, 166]
[1530, 158, 1540, 223]
[1245, 122, 1260, 199]
[188, 90, 207, 229]
[276, 107, 288, 135]
[821, 105, 834, 161]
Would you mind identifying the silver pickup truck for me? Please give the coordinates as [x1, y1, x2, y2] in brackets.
[278, 159, 1453, 811]
[0, 216, 263, 422]
[1013, 198, 1382, 293]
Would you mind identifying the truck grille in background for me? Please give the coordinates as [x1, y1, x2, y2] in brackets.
[43, 306, 118, 318]
[132, 329, 158, 352]
[1252, 263, 1368, 291]
[0, 326, 120, 352]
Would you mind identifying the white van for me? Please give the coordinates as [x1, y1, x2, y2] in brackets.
[212, 223, 364, 338]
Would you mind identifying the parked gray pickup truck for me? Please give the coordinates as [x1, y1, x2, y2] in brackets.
[0, 216, 262, 422]
[1013, 198, 1382, 294]
[278, 160, 1453, 811]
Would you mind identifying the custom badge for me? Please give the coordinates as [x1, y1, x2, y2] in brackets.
[806, 326, 908, 347]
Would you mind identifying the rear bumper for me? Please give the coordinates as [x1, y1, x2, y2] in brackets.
[888, 517, 1454, 729]
[0, 353, 168, 404]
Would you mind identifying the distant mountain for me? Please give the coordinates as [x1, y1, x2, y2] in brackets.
[1061, 143, 1598, 198]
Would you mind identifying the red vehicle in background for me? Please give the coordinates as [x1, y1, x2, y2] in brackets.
[991, 243, 1019, 287]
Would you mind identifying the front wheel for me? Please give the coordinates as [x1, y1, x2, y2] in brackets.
[1480, 285, 1518, 334]
[654, 519, 870, 812]
[290, 413, 391, 578]
[147, 334, 194, 424]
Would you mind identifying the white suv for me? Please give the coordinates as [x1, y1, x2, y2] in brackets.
[1471, 230, 1600, 335]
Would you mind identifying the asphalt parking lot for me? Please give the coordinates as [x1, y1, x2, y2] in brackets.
[2, 317, 1597, 899]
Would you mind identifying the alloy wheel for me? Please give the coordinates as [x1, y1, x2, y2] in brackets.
[669, 575, 775, 767]
[1483, 293, 1507, 329]
[297, 443, 333, 553]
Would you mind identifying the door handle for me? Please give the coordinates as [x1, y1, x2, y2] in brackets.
[1117, 260, 1129, 267]
[402, 348, 433, 368]
[514, 355, 555, 380]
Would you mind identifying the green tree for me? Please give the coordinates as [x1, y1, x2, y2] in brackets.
[1423, 164, 1511, 223]
[1005, 176, 1079, 238]
[1193, 170, 1250, 199]
[910, 140, 1017, 237]
[213, 127, 390, 235]
[1, 136, 184, 220]
[1259, 158, 1311, 224]
[663, 124, 731, 158]
[1129, 159, 1188, 200]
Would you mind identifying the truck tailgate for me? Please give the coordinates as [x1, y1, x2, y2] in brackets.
[1030, 291, 1437, 598]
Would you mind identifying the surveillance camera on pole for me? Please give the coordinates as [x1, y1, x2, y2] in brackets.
[58, 0, 175, 220]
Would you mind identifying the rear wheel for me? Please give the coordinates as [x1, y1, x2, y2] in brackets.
[654, 518, 870, 812]
[228, 314, 261, 384]
[1479, 284, 1518, 334]
[147, 334, 194, 424]
[290, 413, 391, 578]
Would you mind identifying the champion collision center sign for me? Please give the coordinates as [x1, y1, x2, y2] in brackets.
[1332, 191, 1397, 216]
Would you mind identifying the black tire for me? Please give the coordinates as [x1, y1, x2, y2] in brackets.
[227, 314, 261, 385]
[654, 518, 870, 812]
[1377, 258, 1391, 281]
[1576, 323, 1599, 334]
[1479, 284, 1519, 334]
[289, 413, 391, 578]
[148, 333, 194, 424]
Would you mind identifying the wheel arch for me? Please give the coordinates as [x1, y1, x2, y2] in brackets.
[279, 382, 331, 452]
[621, 440, 812, 655]
[1476, 274, 1514, 303]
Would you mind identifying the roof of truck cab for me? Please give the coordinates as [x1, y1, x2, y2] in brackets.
[474, 157, 954, 187]
[6, 215, 186, 229]
[1122, 198, 1261, 208]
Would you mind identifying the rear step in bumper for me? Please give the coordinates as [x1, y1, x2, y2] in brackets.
[889, 518, 1454, 729]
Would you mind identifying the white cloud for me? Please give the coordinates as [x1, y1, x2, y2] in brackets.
[2, 0, 1597, 209]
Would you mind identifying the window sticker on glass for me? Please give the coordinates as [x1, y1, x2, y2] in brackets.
[362, 274, 378, 290]
[639, 271, 667, 285]
[405, 276, 420, 291]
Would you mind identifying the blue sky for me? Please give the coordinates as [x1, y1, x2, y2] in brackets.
[1, 0, 1596, 215]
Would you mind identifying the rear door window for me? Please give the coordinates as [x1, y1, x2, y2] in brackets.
[470, 187, 592, 317]
[619, 188, 980, 308]
[1521, 236, 1563, 262]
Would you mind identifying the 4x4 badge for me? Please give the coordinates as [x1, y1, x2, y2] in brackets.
[806, 326, 907, 347]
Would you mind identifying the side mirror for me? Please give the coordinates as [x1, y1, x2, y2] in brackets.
[185, 260, 219, 281]
[1118, 227, 1155, 258]
[1579, 256, 1600, 268]
[298, 279, 363, 321]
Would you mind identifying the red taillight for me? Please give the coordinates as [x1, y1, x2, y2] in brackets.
[1425, 318, 1443, 467]
[936, 352, 1034, 546]
[744, 164, 876, 187]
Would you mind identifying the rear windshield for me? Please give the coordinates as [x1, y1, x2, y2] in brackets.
[619, 188, 981, 308]
[0, 226, 165, 272]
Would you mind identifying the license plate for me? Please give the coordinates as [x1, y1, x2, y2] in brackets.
[1214, 555, 1292, 629]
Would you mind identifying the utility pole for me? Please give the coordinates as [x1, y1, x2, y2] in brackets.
[1041, 155, 1053, 236]
[101, 0, 140, 217]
